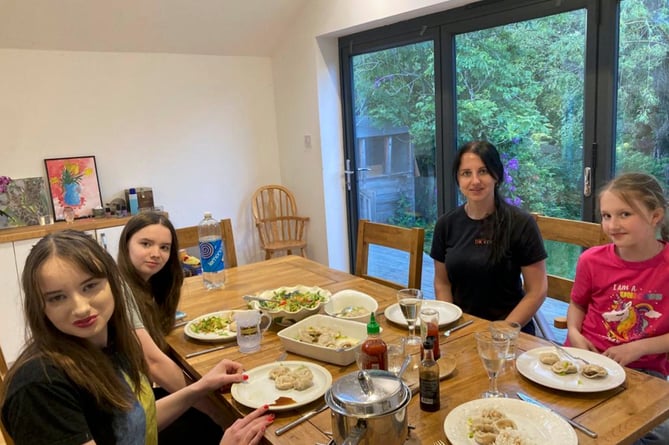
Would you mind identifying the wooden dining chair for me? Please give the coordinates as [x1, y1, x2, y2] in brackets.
[1, 345, 14, 445]
[532, 213, 609, 340]
[251, 185, 309, 259]
[355, 219, 425, 290]
[175, 218, 238, 268]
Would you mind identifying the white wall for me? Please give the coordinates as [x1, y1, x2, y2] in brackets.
[0, 49, 281, 264]
[0, 0, 478, 269]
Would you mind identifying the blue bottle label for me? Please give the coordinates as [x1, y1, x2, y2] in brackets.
[199, 239, 224, 273]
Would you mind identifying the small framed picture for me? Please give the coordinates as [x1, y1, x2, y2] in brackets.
[44, 156, 103, 221]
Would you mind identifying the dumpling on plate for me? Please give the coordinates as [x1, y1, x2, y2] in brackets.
[539, 351, 560, 365]
[268, 364, 290, 380]
[274, 374, 296, 390]
[551, 360, 578, 375]
[581, 364, 608, 379]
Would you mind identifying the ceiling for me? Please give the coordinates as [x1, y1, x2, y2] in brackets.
[0, 0, 310, 57]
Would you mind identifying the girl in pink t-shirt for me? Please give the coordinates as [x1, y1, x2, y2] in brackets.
[568, 172, 669, 378]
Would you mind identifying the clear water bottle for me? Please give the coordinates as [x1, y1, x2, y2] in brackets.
[198, 211, 225, 289]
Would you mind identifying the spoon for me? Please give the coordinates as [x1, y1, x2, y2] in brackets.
[398, 355, 412, 377]
[242, 295, 274, 304]
[332, 306, 357, 317]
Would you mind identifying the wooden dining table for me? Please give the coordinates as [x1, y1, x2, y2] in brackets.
[165, 255, 669, 445]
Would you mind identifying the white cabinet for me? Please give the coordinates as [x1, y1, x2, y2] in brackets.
[96, 225, 125, 261]
[0, 242, 23, 365]
[0, 223, 126, 364]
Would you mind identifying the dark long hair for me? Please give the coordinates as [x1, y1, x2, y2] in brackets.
[1, 230, 147, 411]
[117, 212, 183, 350]
[453, 140, 512, 264]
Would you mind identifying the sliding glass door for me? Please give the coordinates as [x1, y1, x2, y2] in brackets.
[342, 37, 438, 294]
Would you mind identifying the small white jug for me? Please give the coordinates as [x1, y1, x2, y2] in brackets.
[234, 310, 272, 353]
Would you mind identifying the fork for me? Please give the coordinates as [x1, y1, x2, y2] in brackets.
[550, 340, 591, 365]
[433, 440, 446, 445]
[442, 319, 473, 338]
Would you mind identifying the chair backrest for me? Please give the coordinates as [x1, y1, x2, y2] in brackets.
[175, 219, 238, 268]
[533, 213, 609, 303]
[251, 185, 309, 257]
[252, 185, 300, 221]
[355, 219, 425, 290]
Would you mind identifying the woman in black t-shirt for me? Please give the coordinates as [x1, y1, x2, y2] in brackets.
[430, 141, 547, 334]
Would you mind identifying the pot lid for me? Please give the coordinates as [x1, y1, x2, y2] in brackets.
[327, 370, 408, 416]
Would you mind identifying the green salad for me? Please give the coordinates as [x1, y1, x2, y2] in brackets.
[189, 313, 234, 336]
[259, 288, 327, 312]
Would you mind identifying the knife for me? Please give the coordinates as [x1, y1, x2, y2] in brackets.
[275, 403, 328, 436]
[185, 345, 227, 358]
[443, 319, 473, 337]
[516, 392, 597, 438]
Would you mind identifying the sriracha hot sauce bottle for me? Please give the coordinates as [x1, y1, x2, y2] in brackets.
[360, 312, 388, 370]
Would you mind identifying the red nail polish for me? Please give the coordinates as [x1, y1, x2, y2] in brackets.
[263, 404, 269, 410]
[243, 374, 249, 381]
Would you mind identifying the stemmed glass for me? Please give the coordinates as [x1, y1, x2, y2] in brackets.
[397, 288, 423, 346]
[475, 331, 510, 398]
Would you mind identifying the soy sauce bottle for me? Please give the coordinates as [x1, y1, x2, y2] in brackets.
[419, 335, 440, 412]
[359, 313, 388, 370]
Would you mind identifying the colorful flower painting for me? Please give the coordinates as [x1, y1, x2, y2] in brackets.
[45, 156, 103, 221]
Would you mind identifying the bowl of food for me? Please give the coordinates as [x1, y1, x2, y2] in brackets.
[247, 285, 331, 326]
[323, 290, 378, 324]
[277, 314, 366, 365]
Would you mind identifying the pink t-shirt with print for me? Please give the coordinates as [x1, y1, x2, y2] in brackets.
[569, 242, 669, 376]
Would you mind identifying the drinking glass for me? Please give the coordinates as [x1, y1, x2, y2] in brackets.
[397, 288, 423, 346]
[475, 331, 509, 398]
[386, 338, 406, 375]
[489, 320, 521, 361]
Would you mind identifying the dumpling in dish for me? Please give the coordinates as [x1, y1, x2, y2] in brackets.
[274, 374, 296, 390]
[473, 431, 498, 445]
[551, 360, 578, 375]
[581, 364, 608, 379]
[539, 351, 560, 365]
[291, 365, 313, 380]
[292, 374, 314, 391]
[494, 418, 517, 430]
[480, 408, 505, 421]
[269, 364, 290, 380]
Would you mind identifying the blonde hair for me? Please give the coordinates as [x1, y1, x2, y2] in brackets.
[599, 172, 669, 241]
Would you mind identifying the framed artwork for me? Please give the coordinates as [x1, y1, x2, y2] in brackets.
[44, 156, 103, 221]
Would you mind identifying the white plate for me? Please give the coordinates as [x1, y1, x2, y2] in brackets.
[384, 300, 463, 327]
[184, 310, 239, 342]
[231, 361, 332, 412]
[516, 346, 626, 392]
[444, 398, 577, 445]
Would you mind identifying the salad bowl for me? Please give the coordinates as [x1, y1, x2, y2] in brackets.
[246, 285, 331, 326]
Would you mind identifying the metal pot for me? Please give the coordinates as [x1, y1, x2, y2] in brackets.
[325, 369, 411, 445]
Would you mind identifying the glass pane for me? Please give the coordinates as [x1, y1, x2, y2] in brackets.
[615, 0, 669, 191]
[454, 10, 587, 220]
[351, 41, 437, 295]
